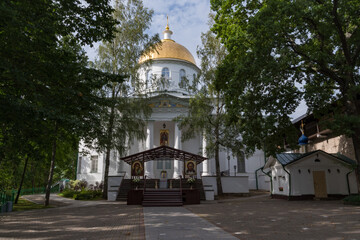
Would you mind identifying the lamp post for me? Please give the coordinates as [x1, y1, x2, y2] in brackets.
[234, 165, 237, 176]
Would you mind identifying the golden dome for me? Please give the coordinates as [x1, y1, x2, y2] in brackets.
[139, 39, 196, 66]
[140, 18, 197, 66]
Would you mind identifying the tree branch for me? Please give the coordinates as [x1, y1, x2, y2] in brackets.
[286, 39, 344, 84]
[332, 0, 352, 65]
[352, 43, 360, 67]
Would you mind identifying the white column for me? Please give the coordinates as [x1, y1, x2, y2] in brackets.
[173, 122, 181, 178]
[202, 132, 209, 176]
[145, 121, 154, 178]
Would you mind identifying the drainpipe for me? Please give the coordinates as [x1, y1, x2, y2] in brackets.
[255, 141, 267, 190]
[346, 166, 355, 195]
[255, 167, 262, 190]
[261, 168, 272, 196]
[282, 165, 291, 198]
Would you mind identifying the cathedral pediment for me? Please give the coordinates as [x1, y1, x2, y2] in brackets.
[148, 93, 189, 109]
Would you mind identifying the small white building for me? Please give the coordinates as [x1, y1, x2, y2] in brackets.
[264, 150, 357, 199]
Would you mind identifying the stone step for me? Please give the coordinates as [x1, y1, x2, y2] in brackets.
[116, 178, 205, 202]
[142, 202, 183, 207]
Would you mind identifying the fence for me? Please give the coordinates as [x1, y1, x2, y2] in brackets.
[0, 191, 15, 207]
[11, 185, 60, 196]
[0, 185, 60, 213]
[0, 191, 15, 213]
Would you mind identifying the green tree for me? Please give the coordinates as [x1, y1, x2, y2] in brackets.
[0, 0, 119, 205]
[89, 0, 159, 199]
[176, 16, 243, 195]
[211, 0, 360, 190]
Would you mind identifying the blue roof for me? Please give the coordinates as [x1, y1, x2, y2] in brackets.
[276, 150, 356, 166]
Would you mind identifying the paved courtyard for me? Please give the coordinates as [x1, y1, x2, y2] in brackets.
[0, 195, 144, 240]
[186, 196, 360, 240]
[1, 194, 360, 240]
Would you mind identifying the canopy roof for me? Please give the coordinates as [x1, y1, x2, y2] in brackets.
[121, 145, 207, 165]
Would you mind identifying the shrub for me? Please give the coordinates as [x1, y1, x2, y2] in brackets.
[343, 194, 360, 205]
[74, 190, 102, 200]
[68, 179, 88, 191]
[88, 181, 103, 191]
[60, 180, 102, 200]
[60, 188, 76, 198]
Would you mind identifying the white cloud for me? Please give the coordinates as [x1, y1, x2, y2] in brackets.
[143, 0, 211, 65]
[84, 0, 211, 66]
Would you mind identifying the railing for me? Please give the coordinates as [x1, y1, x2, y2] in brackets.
[2, 185, 61, 200]
[0, 191, 15, 206]
[179, 176, 182, 198]
[143, 175, 147, 194]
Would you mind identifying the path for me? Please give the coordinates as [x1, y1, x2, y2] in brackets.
[0, 195, 144, 240]
[22, 193, 119, 208]
[144, 207, 238, 240]
[186, 195, 360, 240]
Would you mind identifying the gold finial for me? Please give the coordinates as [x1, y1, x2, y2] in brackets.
[166, 15, 169, 30]
[300, 120, 305, 134]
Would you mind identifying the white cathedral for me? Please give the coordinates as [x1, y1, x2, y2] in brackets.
[77, 22, 269, 195]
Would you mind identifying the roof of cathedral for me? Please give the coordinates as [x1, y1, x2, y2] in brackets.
[139, 19, 197, 66]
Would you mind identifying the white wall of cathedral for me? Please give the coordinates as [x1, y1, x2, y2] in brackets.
[77, 129, 268, 190]
[204, 148, 269, 190]
[77, 141, 105, 185]
[139, 59, 199, 92]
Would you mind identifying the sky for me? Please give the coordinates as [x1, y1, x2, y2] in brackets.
[84, 0, 307, 120]
[84, 0, 211, 66]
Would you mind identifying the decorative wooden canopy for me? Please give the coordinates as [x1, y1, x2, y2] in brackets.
[121, 145, 207, 165]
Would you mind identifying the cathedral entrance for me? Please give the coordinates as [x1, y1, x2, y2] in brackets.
[154, 158, 173, 179]
[120, 145, 207, 206]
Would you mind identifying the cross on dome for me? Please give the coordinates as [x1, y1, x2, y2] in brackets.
[163, 15, 173, 40]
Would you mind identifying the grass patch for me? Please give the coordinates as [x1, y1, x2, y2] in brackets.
[343, 194, 360, 205]
[13, 198, 53, 212]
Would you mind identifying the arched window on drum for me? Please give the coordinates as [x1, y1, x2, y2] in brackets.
[146, 69, 153, 88]
[179, 69, 186, 88]
[161, 67, 170, 79]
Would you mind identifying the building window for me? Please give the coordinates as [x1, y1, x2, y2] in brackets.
[91, 155, 98, 173]
[165, 160, 171, 169]
[157, 160, 163, 169]
[193, 73, 196, 82]
[146, 69, 152, 87]
[161, 67, 170, 79]
[78, 157, 82, 174]
[237, 151, 245, 173]
[179, 69, 186, 88]
[180, 69, 186, 80]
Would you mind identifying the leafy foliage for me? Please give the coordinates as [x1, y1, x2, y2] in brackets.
[176, 15, 244, 195]
[85, 0, 159, 199]
[210, 0, 360, 155]
[0, 0, 119, 204]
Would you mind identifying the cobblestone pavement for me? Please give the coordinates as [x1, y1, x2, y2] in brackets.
[186, 195, 360, 240]
[2, 194, 360, 240]
[144, 207, 237, 240]
[0, 202, 144, 240]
